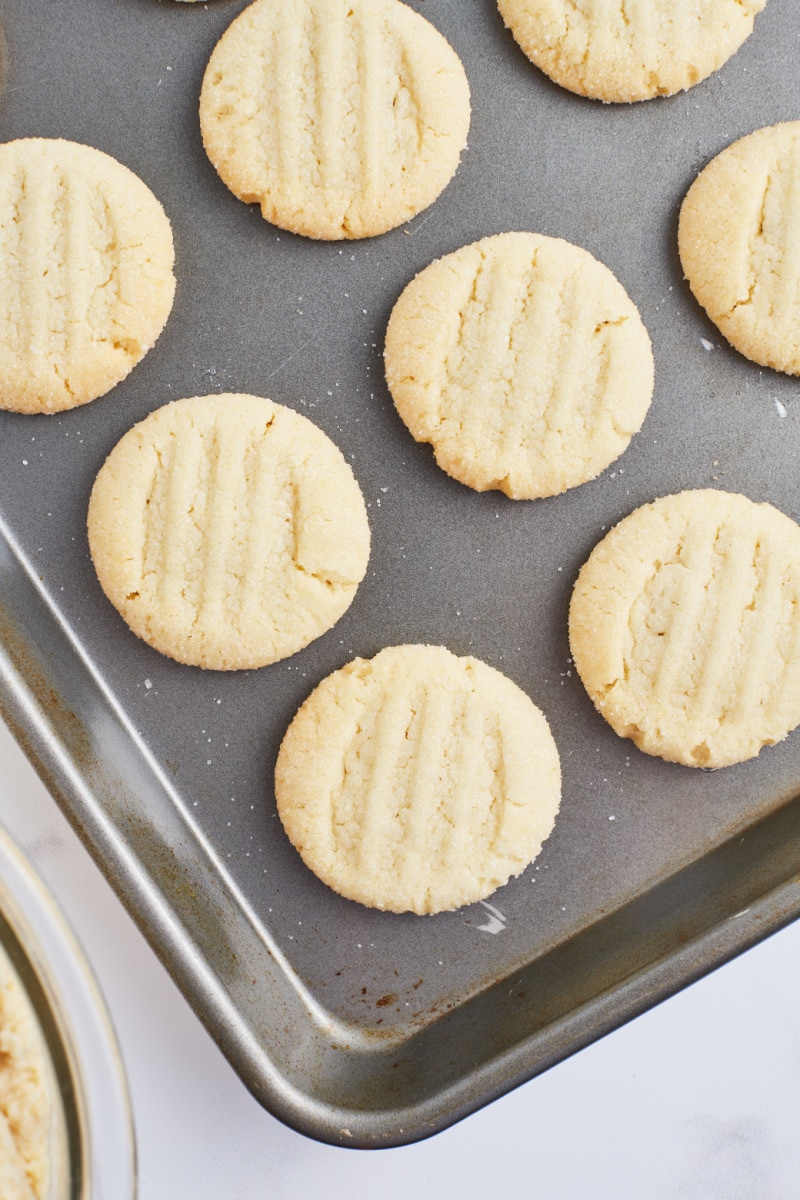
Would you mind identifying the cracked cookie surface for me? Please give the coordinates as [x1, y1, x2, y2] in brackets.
[569, 489, 800, 768]
[496, 0, 766, 103]
[0, 138, 175, 414]
[384, 232, 653, 499]
[199, 0, 470, 239]
[275, 645, 561, 913]
[88, 393, 370, 669]
[679, 121, 800, 375]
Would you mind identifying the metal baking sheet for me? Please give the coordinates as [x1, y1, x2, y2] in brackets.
[1, 0, 799, 1149]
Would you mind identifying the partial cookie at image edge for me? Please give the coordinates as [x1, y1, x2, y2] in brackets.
[569, 489, 800, 768]
[0, 941, 53, 1200]
[678, 120, 800, 376]
[0, 138, 176, 415]
[496, 0, 767, 103]
[199, 0, 471, 239]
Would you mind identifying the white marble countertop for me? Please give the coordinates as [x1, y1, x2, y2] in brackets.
[2, 713, 800, 1199]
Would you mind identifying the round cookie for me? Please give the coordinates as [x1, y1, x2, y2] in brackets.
[569, 490, 800, 768]
[496, 0, 766, 103]
[199, 0, 470, 240]
[0, 138, 175, 414]
[384, 232, 654, 499]
[679, 122, 800, 376]
[275, 644, 561, 914]
[88, 393, 370, 670]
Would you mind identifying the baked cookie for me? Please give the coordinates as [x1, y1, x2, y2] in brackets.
[384, 232, 654, 499]
[679, 121, 800, 376]
[88, 393, 370, 670]
[569, 490, 800, 768]
[0, 943, 52, 1200]
[0, 138, 175, 414]
[496, 0, 766, 103]
[275, 644, 561, 913]
[199, 0, 470, 239]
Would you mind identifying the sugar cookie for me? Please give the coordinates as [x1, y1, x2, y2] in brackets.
[88, 394, 370, 670]
[0, 942, 52, 1200]
[0, 138, 175, 414]
[199, 0, 471, 239]
[384, 232, 653, 499]
[679, 121, 800, 375]
[275, 644, 561, 913]
[569, 489, 800, 768]
[496, 0, 766, 103]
